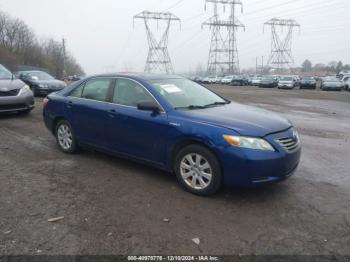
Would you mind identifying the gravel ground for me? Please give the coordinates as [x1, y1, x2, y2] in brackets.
[0, 86, 350, 256]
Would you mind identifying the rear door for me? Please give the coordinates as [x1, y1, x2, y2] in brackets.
[105, 78, 169, 164]
[65, 77, 114, 147]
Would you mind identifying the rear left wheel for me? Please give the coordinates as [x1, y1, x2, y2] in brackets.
[55, 120, 77, 154]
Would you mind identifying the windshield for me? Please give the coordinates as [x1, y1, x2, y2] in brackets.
[280, 77, 293, 81]
[0, 65, 13, 80]
[262, 76, 274, 80]
[21, 71, 54, 81]
[302, 77, 315, 80]
[325, 77, 340, 82]
[150, 78, 227, 109]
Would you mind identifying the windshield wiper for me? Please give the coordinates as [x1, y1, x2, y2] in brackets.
[175, 105, 206, 110]
[203, 101, 230, 108]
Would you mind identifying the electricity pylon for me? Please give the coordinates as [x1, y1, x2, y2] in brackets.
[264, 18, 300, 72]
[134, 11, 181, 74]
[202, 0, 245, 76]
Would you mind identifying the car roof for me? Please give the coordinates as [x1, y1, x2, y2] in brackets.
[90, 72, 183, 81]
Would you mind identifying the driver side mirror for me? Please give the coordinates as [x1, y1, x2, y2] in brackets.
[137, 101, 160, 113]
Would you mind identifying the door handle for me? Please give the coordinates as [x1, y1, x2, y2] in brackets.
[108, 109, 117, 118]
[66, 101, 73, 108]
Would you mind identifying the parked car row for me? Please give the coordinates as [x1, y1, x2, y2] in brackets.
[190, 74, 349, 92]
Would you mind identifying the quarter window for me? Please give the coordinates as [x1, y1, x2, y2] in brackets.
[113, 79, 155, 107]
[70, 84, 84, 97]
[81, 78, 112, 102]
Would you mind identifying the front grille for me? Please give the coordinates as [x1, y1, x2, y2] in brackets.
[276, 137, 299, 152]
[0, 89, 20, 97]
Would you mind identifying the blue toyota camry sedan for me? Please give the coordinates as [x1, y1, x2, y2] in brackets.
[43, 73, 301, 195]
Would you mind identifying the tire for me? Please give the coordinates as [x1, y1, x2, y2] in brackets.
[55, 120, 77, 154]
[174, 144, 222, 196]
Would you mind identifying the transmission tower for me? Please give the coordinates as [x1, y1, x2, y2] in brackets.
[264, 18, 300, 72]
[202, 0, 245, 76]
[133, 11, 181, 74]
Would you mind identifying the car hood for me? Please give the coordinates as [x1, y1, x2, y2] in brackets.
[261, 80, 274, 83]
[31, 79, 66, 87]
[0, 79, 26, 91]
[324, 81, 342, 86]
[176, 102, 291, 137]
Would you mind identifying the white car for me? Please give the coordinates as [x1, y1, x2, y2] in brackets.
[221, 76, 233, 84]
[251, 76, 262, 86]
[278, 76, 296, 89]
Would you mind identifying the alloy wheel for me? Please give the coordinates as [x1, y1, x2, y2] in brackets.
[180, 153, 212, 190]
[57, 124, 73, 150]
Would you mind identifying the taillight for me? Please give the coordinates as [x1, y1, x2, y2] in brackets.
[43, 98, 50, 109]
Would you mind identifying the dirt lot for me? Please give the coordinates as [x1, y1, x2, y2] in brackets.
[1, 86, 350, 256]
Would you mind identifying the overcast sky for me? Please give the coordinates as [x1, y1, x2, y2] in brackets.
[1, 0, 349, 74]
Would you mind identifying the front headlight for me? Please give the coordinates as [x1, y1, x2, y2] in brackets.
[223, 135, 275, 151]
[17, 85, 31, 96]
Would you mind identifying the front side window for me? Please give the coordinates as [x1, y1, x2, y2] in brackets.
[150, 78, 227, 109]
[113, 79, 155, 107]
[81, 78, 112, 102]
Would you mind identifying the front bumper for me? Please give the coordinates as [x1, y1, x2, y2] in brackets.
[218, 128, 301, 187]
[0, 93, 35, 113]
[300, 83, 316, 88]
[278, 85, 294, 89]
[259, 83, 276, 88]
[322, 86, 343, 91]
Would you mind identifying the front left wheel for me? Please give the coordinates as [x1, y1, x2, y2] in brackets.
[174, 144, 222, 196]
[55, 120, 77, 154]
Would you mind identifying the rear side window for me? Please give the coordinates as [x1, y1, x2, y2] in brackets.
[113, 78, 155, 107]
[81, 78, 112, 102]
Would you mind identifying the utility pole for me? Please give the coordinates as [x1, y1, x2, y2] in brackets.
[261, 56, 264, 74]
[264, 18, 300, 73]
[202, 0, 245, 76]
[133, 11, 181, 74]
[62, 38, 67, 78]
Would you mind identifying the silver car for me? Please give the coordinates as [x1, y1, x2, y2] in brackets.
[278, 76, 296, 89]
[321, 77, 344, 91]
[0, 65, 34, 114]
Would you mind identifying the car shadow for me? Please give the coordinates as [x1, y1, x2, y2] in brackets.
[0, 112, 30, 119]
[80, 147, 290, 202]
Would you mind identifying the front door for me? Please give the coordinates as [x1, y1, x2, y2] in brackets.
[106, 78, 169, 164]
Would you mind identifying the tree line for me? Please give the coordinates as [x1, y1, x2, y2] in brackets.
[301, 59, 350, 74]
[0, 11, 84, 78]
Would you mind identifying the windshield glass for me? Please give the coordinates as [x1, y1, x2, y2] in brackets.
[302, 77, 315, 80]
[150, 78, 227, 109]
[262, 76, 274, 80]
[325, 77, 339, 82]
[0, 65, 13, 80]
[21, 71, 54, 80]
[280, 77, 293, 81]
